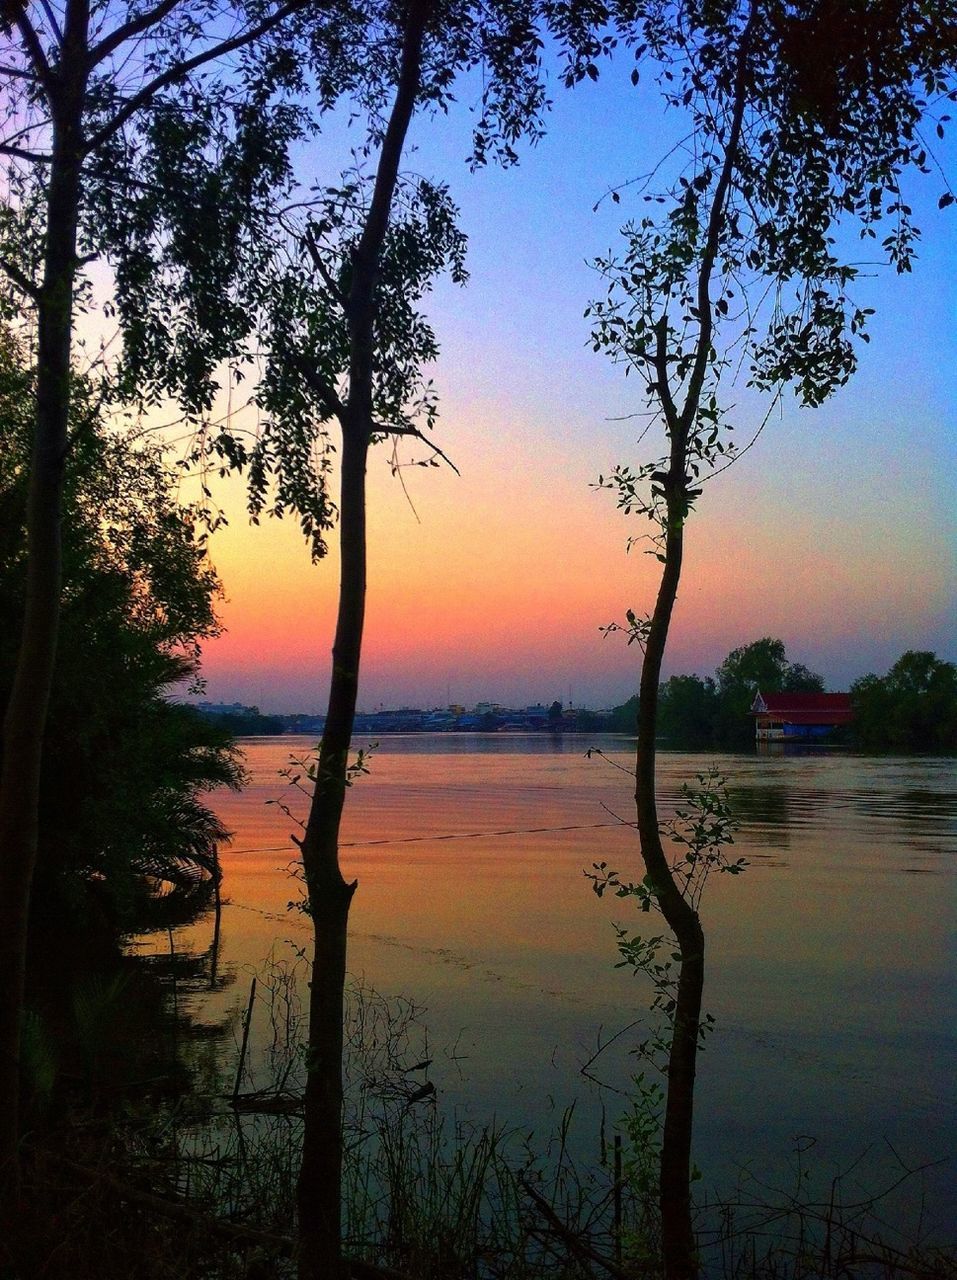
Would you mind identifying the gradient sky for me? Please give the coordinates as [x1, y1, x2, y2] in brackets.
[178, 59, 957, 714]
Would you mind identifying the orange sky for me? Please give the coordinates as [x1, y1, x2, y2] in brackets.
[162, 68, 956, 714]
[193, 349, 956, 712]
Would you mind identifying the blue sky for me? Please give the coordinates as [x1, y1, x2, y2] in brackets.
[195, 49, 957, 712]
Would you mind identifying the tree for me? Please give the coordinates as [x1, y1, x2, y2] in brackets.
[715, 637, 823, 696]
[657, 674, 719, 746]
[714, 637, 824, 746]
[608, 693, 641, 732]
[0, 336, 241, 949]
[852, 651, 957, 751]
[0, 0, 331, 1182]
[211, 4, 571, 1272]
[196, 708, 285, 736]
[205, 7, 628, 1272]
[291, 13, 440, 1272]
[589, 4, 957, 1274]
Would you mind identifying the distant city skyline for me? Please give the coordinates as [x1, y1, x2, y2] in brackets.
[193, 625, 954, 717]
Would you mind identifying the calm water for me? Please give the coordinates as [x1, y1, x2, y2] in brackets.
[171, 735, 957, 1233]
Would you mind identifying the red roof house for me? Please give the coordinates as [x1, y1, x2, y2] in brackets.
[750, 691, 853, 741]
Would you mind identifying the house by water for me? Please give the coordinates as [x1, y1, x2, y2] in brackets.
[750, 691, 853, 742]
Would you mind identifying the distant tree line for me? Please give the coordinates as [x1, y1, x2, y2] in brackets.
[851, 651, 957, 753]
[607, 637, 957, 752]
[194, 708, 286, 736]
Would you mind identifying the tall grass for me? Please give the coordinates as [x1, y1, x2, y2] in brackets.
[10, 953, 954, 1280]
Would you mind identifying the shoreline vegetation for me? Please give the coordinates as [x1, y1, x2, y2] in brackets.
[2, 2, 955, 1275]
[192, 642, 957, 754]
[11, 949, 957, 1280]
[9, 739, 955, 1280]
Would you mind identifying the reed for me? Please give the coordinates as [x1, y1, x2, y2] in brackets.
[7, 959, 954, 1280]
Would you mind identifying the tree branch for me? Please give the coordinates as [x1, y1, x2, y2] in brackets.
[0, 62, 40, 81]
[520, 1177, 630, 1280]
[350, 0, 430, 301]
[87, 0, 184, 70]
[0, 256, 41, 300]
[653, 314, 681, 436]
[377, 422, 460, 475]
[85, 0, 312, 153]
[289, 349, 345, 420]
[303, 225, 348, 306]
[679, 2, 756, 442]
[11, 8, 54, 95]
[38, 0, 63, 44]
[0, 143, 52, 162]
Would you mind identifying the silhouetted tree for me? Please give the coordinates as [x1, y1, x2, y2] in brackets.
[196, 709, 286, 736]
[658, 674, 719, 746]
[223, 8, 626, 1272]
[0, 336, 239, 958]
[713, 637, 823, 746]
[590, 3, 957, 1274]
[608, 693, 641, 732]
[0, 0, 326, 1183]
[852, 651, 957, 752]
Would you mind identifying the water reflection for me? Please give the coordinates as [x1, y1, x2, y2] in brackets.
[344, 730, 624, 754]
[176, 738, 956, 1234]
[724, 782, 792, 854]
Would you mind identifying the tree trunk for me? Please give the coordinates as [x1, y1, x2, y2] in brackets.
[630, 25, 753, 1272]
[295, 424, 366, 1280]
[634, 486, 704, 1280]
[0, 27, 88, 1187]
[294, 6, 430, 1276]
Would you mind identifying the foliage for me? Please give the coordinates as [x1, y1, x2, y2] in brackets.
[0, 342, 241, 940]
[206, 968, 671, 1280]
[196, 709, 285, 736]
[591, 0, 957, 616]
[713, 637, 824, 746]
[609, 644, 957, 753]
[581, 8, 957, 1254]
[851, 651, 957, 752]
[569, 706, 606, 732]
[210, 0, 617, 562]
[606, 693, 640, 733]
[657, 673, 719, 747]
[715, 637, 823, 696]
[241, 165, 470, 558]
[588, 768, 743, 1056]
[606, 640, 824, 747]
[0, 0, 591, 560]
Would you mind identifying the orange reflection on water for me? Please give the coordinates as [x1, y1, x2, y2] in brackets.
[162, 737, 956, 1228]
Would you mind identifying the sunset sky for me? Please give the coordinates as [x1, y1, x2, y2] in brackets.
[181, 61, 957, 714]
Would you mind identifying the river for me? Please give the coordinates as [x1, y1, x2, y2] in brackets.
[164, 735, 957, 1237]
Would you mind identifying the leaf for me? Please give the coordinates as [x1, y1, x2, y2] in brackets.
[939, 192, 955, 209]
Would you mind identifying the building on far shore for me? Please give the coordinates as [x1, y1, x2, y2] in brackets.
[750, 691, 853, 742]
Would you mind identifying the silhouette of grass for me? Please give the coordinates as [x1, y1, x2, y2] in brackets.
[6, 963, 954, 1280]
